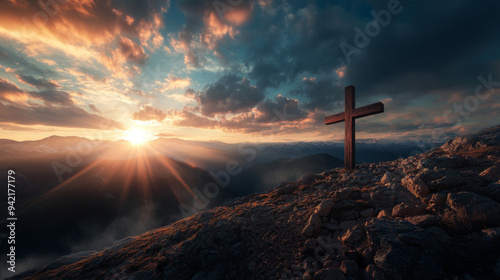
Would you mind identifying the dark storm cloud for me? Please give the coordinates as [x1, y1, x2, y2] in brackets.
[344, 0, 500, 97]
[187, 74, 265, 117]
[244, 3, 359, 90]
[253, 95, 309, 123]
[170, 91, 309, 133]
[290, 77, 344, 111]
[131, 105, 166, 122]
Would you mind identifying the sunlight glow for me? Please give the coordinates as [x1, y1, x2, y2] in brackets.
[123, 128, 151, 145]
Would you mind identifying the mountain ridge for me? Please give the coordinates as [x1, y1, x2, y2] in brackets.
[9, 125, 500, 279]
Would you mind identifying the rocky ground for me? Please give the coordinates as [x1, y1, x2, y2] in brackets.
[11, 127, 500, 280]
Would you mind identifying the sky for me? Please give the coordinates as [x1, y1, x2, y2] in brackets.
[0, 0, 498, 143]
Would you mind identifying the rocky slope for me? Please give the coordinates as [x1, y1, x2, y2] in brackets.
[11, 128, 500, 280]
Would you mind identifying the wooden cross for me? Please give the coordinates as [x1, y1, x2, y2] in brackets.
[324, 85, 384, 170]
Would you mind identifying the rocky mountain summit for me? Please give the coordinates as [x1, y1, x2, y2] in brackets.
[12, 127, 500, 280]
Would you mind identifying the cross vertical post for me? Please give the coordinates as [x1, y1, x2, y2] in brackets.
[344, 86, 355, 170]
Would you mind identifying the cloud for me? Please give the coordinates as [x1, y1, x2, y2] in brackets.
[117, 37, 148, 65]
[15, 74, 58, 89]
[157, 75, 191, 92]
[131, 105, 166, 122]
[0, 46, 55, 77]
[0, 102, 124, 130]
[88, 104, 100, 113]
[0, 77, 122, 129]
[174, 0, 253, 67]
[289, 77, 345, 111]
[187, 74, 264, 117]
[0, 0, 168, 76]
[169, 92, 310, 133]
[28, 89, 74, 106]
[0, 77, 73, 105]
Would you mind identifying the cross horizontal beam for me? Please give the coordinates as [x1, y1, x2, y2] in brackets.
[324, 102, 384, 125]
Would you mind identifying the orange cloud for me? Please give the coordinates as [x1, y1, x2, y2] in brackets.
[157, 75, 191, 92]
[131, 105, 166, 122]
[0, 0, 167, 76]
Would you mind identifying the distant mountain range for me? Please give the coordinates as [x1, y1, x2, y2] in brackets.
[0, 135, 430, 276]
[10, 125, 500, 280]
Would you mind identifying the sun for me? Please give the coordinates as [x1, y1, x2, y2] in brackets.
[123, 128, 150, 145]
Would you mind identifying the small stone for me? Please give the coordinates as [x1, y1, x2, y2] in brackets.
[341, 229, 362, 244]
[302, 213, 322, 238]
[339, 220, 358, 231]
[381, 172, 393, 185]
[364, 264, 388, 280]
[426, 192, 447, 212]
[251, 214, 260, 223]
[341, 209, 359, 221]
[480, 166, 500, 182]
[315, 199, 335, 217]
[377, 210, 391, 219]
[361, 208, 375, 218]
[314, 267, 346, 280]
[336, 188, 353, 200]
[493, 258, 500, 277]
[340, 259, 360, 277]
[324, 223, 341, 231]
[248, 261, 256, 271]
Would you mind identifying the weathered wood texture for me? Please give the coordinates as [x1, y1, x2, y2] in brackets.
[344, 86, 355, 170]
[324, 85, 384, 170]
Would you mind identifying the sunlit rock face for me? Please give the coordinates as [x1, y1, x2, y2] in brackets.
[11, 125, 500, 280]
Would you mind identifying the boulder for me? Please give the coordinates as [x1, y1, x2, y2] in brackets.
[419, 168, 464, 190]
[366, 219, 447, 280]
[401, 175, 429, 199]
[446, 192, 500, 224]
[391, 202, 425, 218]
[417, 155, 468, 169]
[405, 214, 440, 228]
